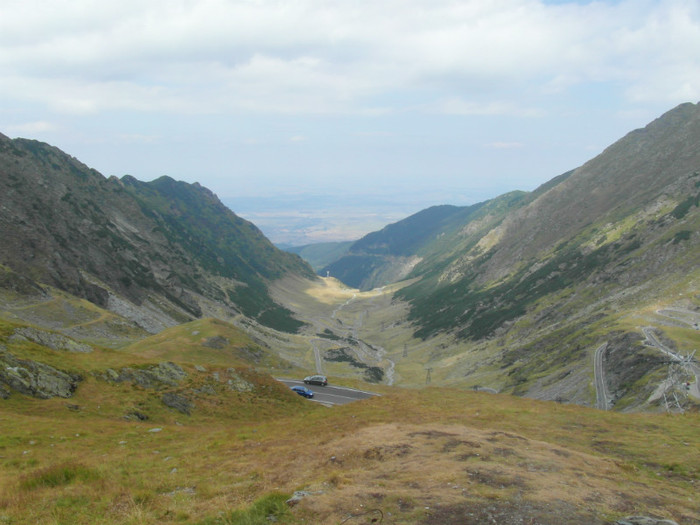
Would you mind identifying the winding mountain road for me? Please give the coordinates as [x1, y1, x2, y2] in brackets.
[278, 378, 378, 406]
[326, 287, 397, 385]
[643, 325, 700, 400]
[593, 342, 611, 410]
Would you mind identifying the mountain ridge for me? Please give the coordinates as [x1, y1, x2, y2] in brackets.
[0, 134, 315, 334]
[1, 103, 698, 414]
[296, 102, 699, 411]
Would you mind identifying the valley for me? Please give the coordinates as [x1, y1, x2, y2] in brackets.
[1, 104, 699, 524]
[268, 272, 699, 413]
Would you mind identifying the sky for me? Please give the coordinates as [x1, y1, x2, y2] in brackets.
[2, 0, 700, 242]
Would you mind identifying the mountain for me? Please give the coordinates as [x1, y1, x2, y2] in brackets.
[321, 194, 530, 290]
[315, 102, 699, 409]
[284, 240, 353, 272]
[0, 134, 316, 333]
[1, 103, 698, 414]
[0, 107, 698, 524]
[399, 102, 699, 340]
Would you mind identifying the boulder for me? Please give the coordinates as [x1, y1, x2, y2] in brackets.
[10, 327, 93, 353]
[615, 517, 679, 525]
[0, 350, 81, 398]
[99, 362, 186, 389]
[226, 368, 254, 392]
[161, 392, 194, 415]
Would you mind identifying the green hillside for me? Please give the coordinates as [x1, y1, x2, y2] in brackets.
[284, 240, 353, 271]
[0, 314, 697, 524]
[399, 103, 700, 341]
[322, 193, 530, 290]
[301, 103, 700, 410]
[0, 136, 315, 333]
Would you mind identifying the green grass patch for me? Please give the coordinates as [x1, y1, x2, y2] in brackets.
[20, 462, 100, 490]
[197, 492, 293, 525]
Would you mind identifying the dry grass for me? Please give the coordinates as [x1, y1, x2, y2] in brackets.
[2, 285, 699, 524]
[1, 384, 698, 524]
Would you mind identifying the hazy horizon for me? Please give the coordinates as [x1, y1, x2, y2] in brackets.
[224, 182, 517, 246]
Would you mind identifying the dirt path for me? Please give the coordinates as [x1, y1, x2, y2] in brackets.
[656, 307, 700, 329]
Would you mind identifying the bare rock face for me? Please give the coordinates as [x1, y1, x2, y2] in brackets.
[161, 392, 194, 415]
[0, 348, 81, 399]
[226, 368, 255, 392]
[100, 362, 187, 389]
[10, 327, 93, 353]
[0, 133, 314, 334]
[614, 517, 679, 525]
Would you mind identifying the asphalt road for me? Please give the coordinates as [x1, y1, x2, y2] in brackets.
[278, 379, 378, 406]
[643, 326, 700, 401]
[593, 342, 611, 410]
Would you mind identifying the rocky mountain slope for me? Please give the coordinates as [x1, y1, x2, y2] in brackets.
[1, 104, 698, 415]
[399, 102, 699, 338]
[321, 194, 531, 290]
[313, 102, 699, 410]
[0, 134, 315, 334]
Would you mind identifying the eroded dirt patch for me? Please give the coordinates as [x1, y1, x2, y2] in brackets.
[285, 423, 691, 524]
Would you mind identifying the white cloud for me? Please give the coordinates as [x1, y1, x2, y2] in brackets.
[0, 0, 698, 117]
[5, 120, 56, 135]
[434, 97, 543, 117]
[115, 133, 161, 144]
[485, 141, 525, 149]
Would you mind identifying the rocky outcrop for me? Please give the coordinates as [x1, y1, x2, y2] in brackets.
[99, 362, 187, 389]
[0, 349, 81, 399]
[614, 517, 679, 525]
[161, 392, 194, 415]
[0, 134, 315, 334]
[224, 368, 254, 392]
[202, 336, 228, 349]
[10, 327, 93, 353]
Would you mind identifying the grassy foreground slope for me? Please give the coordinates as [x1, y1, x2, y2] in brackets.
[0, 313, 698, 524]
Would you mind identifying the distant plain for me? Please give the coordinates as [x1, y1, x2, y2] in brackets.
[224, 188, 489, 246]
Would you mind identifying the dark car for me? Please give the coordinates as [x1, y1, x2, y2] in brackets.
[303, 375, 328, 386]
[291, 385, 314, 398]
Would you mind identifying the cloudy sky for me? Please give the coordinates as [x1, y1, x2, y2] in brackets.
[2, 0, 700, 235]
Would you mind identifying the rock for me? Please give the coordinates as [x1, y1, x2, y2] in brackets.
[103, 368, 120, 381]
[123, 410, 149, 421]
[10, 327, 93, 353]
[202, 336, 228, 349]
[99, 362, 186, 389]
[286, 491, 313, 507]
[161, 392, 194, 415]
[0, 350, 81, 398]
[149, 362, 187, 385]
[614, 517, 679, 525]
[226, 368, 254, 392]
